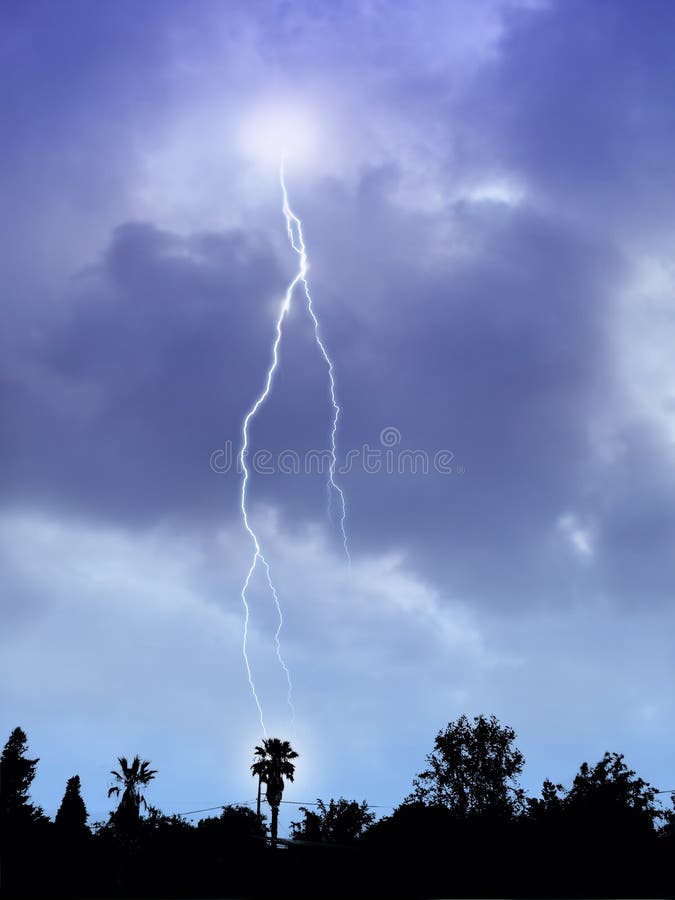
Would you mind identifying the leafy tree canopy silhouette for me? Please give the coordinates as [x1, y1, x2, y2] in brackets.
[566, 751, 661, 831]
[197, 804, 267, 845]
[528, 751, 661, 833]
[291, 797, 375, 844]
[407, 714, 525, 819]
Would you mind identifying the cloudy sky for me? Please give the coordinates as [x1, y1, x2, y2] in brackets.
[3, 0, 675, 831]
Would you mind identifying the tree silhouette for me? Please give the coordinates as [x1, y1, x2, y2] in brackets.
[291, 797, 375, 843]
[55, 775, 88, 833]
[526, 777, 566, 824]
[290, 806, 323, 842]
[197, 804, 267, 846]
[0, 727, 45, 829]
[565, 751, 660, 838]
[522, 754, 662, 894]
[108, 755, 157, 831]
[251, 738, 298, 848]
[408, 714, 525, 819]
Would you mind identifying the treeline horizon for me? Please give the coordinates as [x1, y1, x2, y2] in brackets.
[2, 714, 674, 899]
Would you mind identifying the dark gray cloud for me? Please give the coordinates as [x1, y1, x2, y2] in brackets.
[283, 168, 623, 606]
[465, 0, 675, 238]
[2, 222, 284, 522]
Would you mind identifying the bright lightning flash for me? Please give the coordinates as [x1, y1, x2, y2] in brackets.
[239, 101, 319, 170]
[239, 232, 295, 739]
[280, 166, 350, 563]
[238, 160, 350, 734]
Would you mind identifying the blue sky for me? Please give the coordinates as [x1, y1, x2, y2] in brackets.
[3, 0, 675, 832]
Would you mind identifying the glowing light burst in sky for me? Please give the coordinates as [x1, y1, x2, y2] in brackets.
[238, 160, 349, 734]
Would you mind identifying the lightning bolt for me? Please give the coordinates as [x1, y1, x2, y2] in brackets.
[238, 159, 350, 734]
[239, 250, 295, 738]
[280, 164, 351, 564]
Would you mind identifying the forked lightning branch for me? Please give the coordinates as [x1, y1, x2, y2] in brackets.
[237, 162, 350, 735]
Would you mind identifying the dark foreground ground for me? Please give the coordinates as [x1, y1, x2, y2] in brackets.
[3, 839, 674, 900]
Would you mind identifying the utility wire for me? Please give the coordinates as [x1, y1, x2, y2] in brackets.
[177, 801, 256, 817]
[173, 798, 395, 818]
[279, 799, 395, 809]
[105, 788, 675, 823]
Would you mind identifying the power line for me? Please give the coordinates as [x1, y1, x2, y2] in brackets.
[176, 801, 256, 817]
[174, 789, 675, 819]
[173, 798, 395, 818]
[279, 799, 395, 809]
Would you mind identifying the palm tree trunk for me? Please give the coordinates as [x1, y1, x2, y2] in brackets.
[271, 804, 278, 849]
[256, 775, 262, 823]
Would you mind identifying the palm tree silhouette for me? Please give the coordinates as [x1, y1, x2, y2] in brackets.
[251, 738, 298, 848]
[108, 755, 157, 830]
